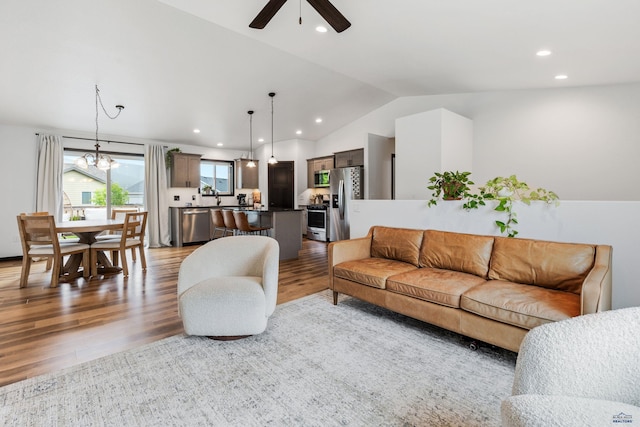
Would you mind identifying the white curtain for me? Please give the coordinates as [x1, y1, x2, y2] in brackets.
[35, 134, 64, 220]
[145, 144, 171, 247]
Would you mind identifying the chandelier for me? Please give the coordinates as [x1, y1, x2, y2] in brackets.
[75, 85, 124, 171]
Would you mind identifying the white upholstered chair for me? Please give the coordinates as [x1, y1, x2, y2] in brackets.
[177, 235, 280, 338]
[501, 307, 640, 427]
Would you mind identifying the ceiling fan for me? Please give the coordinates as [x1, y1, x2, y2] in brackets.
[249, 0, 351, 33]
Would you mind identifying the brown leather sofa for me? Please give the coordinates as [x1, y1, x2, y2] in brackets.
[328, 226, 612, 352]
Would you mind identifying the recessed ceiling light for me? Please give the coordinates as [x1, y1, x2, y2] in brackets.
[216, 142, 223, 147]
[315, 118, 323, 123]
[193, 129, 200, 133]
[555, 74, 568, 80]
[316, 26, 328, 33]
[296, 130, 302, 135]
[536, 50, 552, 57]
[258, 138, 264, 142]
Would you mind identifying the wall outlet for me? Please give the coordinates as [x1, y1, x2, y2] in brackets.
[174, 195, 180, 201]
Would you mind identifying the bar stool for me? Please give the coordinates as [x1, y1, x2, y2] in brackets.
[210, 209, 228, 239]
[233, 211, 271, 236]
[221, 210, 238, 236]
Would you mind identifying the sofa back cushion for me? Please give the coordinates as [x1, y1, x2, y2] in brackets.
[419, 230, 494, 278]
[488, 237, 595, 294]
[370, 226, 424, 267]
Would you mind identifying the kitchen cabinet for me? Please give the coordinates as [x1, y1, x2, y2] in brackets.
[170, 152, 201, 188]
[315, 156, 334, 171]
[334, 149, 364, 168]
[306, 155, 334, 188]
[235, 159, 259, 189]
[301, 208, 308, 236]
[307, 160, 315, 189]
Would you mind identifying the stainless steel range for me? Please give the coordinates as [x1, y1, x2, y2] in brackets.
[306, 203, 329, 242]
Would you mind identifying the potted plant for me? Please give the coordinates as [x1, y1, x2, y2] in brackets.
[480, 175, 559, 237]
[202, 184, 213, 195]
[427, 171, 487, 208]
[165, 147, 182, 168]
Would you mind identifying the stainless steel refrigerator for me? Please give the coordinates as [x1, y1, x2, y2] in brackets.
[329, 166, 364, 241]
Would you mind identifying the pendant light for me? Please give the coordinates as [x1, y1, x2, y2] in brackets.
[267, 92, 278, 164]
[246, 110, 256, 168]
[75, 85, 124, 171]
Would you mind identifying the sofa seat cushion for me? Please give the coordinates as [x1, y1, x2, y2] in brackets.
[334, 258, 418, 289]
[387, 268, 487, 308]
[460, 280, 580, 330]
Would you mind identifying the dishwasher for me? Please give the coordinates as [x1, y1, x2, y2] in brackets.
[171, 207, 211, 247]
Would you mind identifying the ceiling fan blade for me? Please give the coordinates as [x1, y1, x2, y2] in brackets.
[306, 0, 351, 33]
[249, 0, 288, 29]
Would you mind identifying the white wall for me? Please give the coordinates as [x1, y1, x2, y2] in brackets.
[1, 125, 38, 257]
[316, 82, 640, 201]
[348, 199, 640, 310]
[395, 108, 473, 200]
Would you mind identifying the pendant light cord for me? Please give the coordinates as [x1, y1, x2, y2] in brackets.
[95, 84, 124, 147]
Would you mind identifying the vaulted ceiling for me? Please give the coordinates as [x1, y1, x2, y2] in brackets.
[1, 0, 639, 150]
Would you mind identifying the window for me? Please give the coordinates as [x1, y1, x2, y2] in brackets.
[63, 150, 145, 220]
[81, 192, 92, 204]
[200, 159, 234, 196]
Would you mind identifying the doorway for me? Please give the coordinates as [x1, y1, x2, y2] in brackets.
[268, 161, 294, 209]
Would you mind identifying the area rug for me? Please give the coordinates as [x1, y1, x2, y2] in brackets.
[0, 291, 517, 426]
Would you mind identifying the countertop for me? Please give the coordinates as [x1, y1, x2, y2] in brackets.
[171, 206, 303, 212]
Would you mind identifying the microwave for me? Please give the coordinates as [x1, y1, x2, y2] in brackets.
[314, 170, 330, 188]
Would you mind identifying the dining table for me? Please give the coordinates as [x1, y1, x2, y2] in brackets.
[56, 219, 130, 277]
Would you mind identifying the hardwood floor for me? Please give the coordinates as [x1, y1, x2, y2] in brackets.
[0, 238, 329, 387]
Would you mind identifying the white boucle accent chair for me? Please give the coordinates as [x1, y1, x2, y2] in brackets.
[501, 306, 640, 427]
[177, 236, 279, 338]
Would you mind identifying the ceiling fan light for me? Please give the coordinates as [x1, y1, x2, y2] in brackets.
[315, 25, 328, 33]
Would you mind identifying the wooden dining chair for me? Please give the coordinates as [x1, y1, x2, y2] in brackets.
[233, 211, 271, 236]
[16, 213, 91, 288]
[90, 211, 148, 277]
[221, 210, 238, 236]
[95, 208, 139, 240]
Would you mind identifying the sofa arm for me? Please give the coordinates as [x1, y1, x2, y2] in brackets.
[581, 245, 612, 314]
[328, 236, 372, 290]
[328, 237, 372, 268]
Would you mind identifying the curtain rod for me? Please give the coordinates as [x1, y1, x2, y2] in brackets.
[34, 133, 154, 147]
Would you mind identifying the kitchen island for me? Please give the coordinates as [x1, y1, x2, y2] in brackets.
[237, 208, 303, 261]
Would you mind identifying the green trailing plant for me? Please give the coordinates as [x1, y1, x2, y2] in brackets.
[427, 171, 488, 208]
[165, 147, 182, 168]
[427, 172, 559, 238]
[480, 175, 559, 237]
[202, 184, 212, 195]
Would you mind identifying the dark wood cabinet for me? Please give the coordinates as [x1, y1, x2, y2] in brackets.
[334, 149, 364, 168]
[170, 152, 201, 187]
[235, 159, 259, 189]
